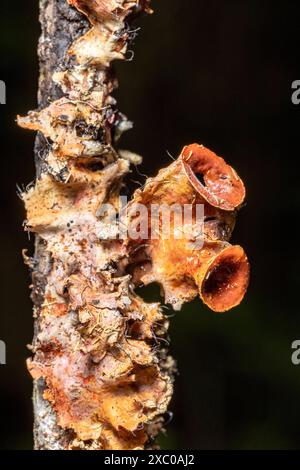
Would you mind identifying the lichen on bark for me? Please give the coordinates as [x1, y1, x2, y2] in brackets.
[19, 0, 173, 450]
[19, 0, 249, 451]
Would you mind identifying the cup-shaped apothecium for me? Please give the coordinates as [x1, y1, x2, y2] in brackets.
[181, 143, 246, 211]
[127, 144, 250, 312]
[194, 242, 250, 312]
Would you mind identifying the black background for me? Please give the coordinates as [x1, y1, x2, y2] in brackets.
[0, 0, 298, 449]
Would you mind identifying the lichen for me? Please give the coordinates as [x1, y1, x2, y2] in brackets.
[19, 0, 249, 450]
[126, 144, 250, 312]
[19, 0, 173, 450]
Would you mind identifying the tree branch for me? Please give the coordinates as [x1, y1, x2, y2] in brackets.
[19, 0, 174, 450]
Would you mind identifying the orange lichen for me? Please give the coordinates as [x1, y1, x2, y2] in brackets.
[19, 0, 249, 451]
[17, 98, 111, 159]
[126, 144, 250, 312]
[67, 0, 152, 67]
[20, 0, 174, 451]
[29, 350, 171, 447]
[68, 0, 152, 24]
[181, 144, 245, 211]
[69, 26, 127, 66]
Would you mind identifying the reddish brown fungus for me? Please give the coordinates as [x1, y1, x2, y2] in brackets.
[181, 144, 246, 211]
[126, 145, 250, 312]
[18, 0, 249, 451]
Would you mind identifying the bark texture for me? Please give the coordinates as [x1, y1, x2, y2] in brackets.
[32, 0, 89, 450]
[19, 0, 174, 450]
[19, 0, 249, 451]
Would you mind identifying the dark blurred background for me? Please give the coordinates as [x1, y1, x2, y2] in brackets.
[0, 0, 298, 450]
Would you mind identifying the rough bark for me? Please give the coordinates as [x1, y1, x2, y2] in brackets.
[18, 0, 249, 451]
[32, 0, 90, 450]
[20, 0, 174, 450]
